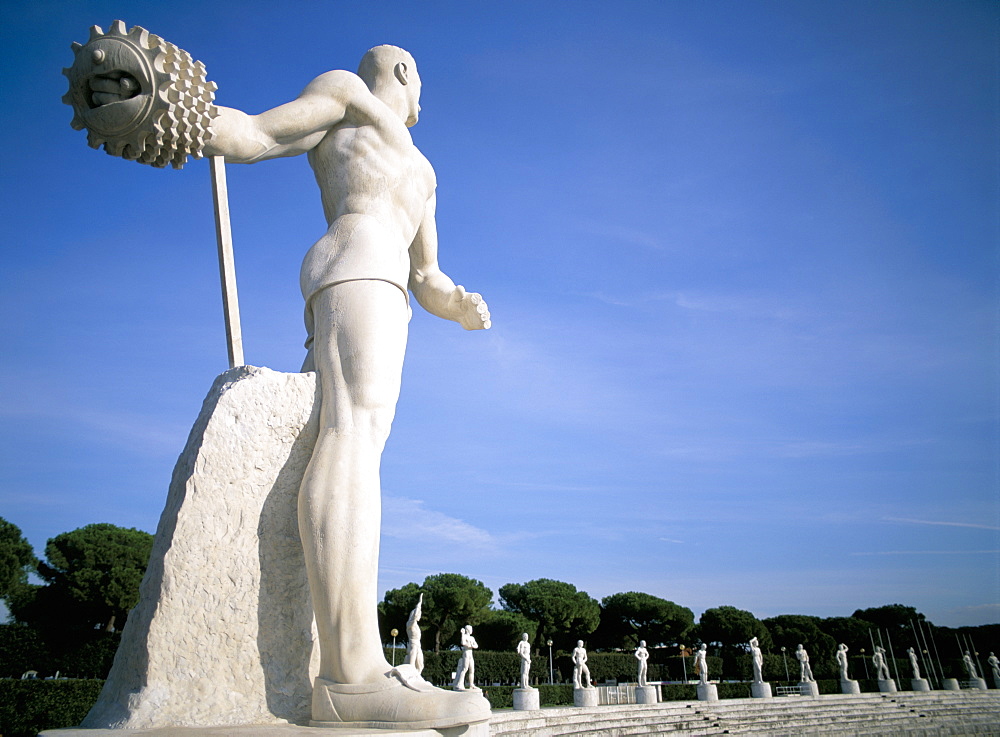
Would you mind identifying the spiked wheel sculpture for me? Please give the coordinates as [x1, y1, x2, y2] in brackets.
[62, 20, 218, 169]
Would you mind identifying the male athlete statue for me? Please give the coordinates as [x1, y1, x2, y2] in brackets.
[203, 45, 490, 728]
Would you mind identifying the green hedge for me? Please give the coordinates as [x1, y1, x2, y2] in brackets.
[0, 679, 104, 737]
[483, 684, 575, 709]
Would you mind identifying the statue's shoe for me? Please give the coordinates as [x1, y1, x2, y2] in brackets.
[311, 664, 492, 729]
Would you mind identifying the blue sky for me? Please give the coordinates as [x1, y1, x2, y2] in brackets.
[2, 0, 997, 629]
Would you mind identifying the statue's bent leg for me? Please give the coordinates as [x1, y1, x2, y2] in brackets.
[300, 281, 491, 727]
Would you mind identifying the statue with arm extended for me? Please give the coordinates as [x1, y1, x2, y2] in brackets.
[199, 45, 491, 728]
[836, 643, 850, 681]
[404, 593, 424, 674]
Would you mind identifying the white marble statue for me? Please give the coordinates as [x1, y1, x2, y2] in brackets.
[696, 644, 709, 684]
[635, 640, 650, 687]
[572, 641, 592, 689]
[963, 651, 978, 679]
[517, 633, 532, 689]
[749, 637, 764, 684]
[988, 652, 1000, 682]
[907, 647, 920, 680]
[873, 646, 891, 681]
[836, 643, 850, 681]
[404, 593, 424, 674]
[190, 45, 491, 729]
[795, 644, 814, 682]
[453, 626, 480, 691]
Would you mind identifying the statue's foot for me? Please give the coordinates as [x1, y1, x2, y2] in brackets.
[311, 665, 491, 729]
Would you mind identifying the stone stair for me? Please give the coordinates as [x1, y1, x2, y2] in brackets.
[488, 690, 1000, 736]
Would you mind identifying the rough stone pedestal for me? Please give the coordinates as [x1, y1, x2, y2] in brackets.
[573, 688, 598, 707]
[512, 688, 540, 711]
[942, 678, 960, 691]
[799, 681, 819, 697]
[82, 367, 320, 728]
[878, 679, 897, 693]
[910, 678, 930, 692]
[635, 685, 658, 704]
[751, 682, 772, 698]
[840, 679, 861, 695]
[697, 683, 719, 702]
[970, 677, 988, 690]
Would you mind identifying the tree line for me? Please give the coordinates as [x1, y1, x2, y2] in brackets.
[2, 517, 996, 680]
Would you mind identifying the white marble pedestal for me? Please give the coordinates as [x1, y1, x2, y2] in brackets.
[573, 688, 598, 707]
[942, 678, 960, 691]
[697, 683, 719, 702]
[910, 678, 930, 692]
[635, 685, 657, 704]
[840, 679, 861, 694]
[751, 682, 772, 698]
[512, 688, 539, 711]
[878, 679, 897, 693]
[799, 681, 819, 697]
[970, 677, 988, 691]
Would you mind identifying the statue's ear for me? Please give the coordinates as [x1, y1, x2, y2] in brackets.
[394, 61, 409, 85]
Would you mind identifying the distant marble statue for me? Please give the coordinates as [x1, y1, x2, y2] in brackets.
[696, 644, 709, 684]
[836, 643, 851, 681]
[907, 647, 920, 680]
[873, 646, 891, 680]
[517, 633, 532, 689]
[453, 626, 480, 691]
[749, 637, 764, 684]
[795, 644, 814, 682]
[963, 651, 978, 679]
[404, 594, 424, 674]
[635, 641, 650, 687]
[988, 652, 1000, 683]
[572, 641, 592, 689]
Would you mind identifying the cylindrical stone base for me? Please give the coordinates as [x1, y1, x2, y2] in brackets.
[697, 683, 719, 702]
[910, 678, 930, 692]
[970, 678, 987, 691]
[878, 679, 897, 693]
[573, 688, 598, 707]
[751, 682, 772, 698]
[942, 678, 960, 691]
[513, 688, 540, 710]
[799, 681, 819, 697]
[635, 685, 657, 704]
[840, 679, 861, 694]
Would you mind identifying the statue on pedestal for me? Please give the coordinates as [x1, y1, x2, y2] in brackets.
[795, 644, 814, 682]
[517, 633, 533, 689]
[696, 644, 709, 684]
[749, 637, 764, 684]
[572, 641, 592, 689]
[873, 646, 891, 680]
[453, 626, 480, 691]
[907, 647, 921, 680]
[635, 640, 650, 687]
[836, 643, 851, 681]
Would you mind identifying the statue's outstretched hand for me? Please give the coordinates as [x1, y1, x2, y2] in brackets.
[452, 286, 491, 330]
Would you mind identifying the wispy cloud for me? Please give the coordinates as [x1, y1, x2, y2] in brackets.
[886, 517, 1000, 532]
[659, 538, 685, 544]
[382, 496, 498, 551]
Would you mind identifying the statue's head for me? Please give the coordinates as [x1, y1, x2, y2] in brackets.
[466, 625, 473, 634]
[358, 45, 420, 126]
[640, 640, 646, 647]
[577, 640, 584, 648]
[749, 637, 758, 647]
[839, 643, 847, 651]
[522, 633, 529, 640]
